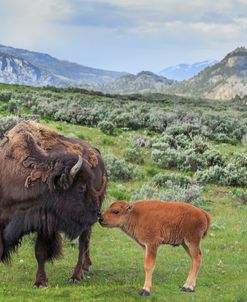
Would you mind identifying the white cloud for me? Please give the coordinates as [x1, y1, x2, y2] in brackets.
[0, 0, 246, 73]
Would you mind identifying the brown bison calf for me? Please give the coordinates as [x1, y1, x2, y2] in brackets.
[99, 200, 210, 296]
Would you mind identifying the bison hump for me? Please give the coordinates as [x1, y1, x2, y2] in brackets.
[1, 121, 99, 188]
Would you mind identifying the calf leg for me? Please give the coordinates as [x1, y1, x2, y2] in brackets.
[139, 244, 157, 296]
[34, 232, 62, 287]
[69, 228, 92, 283]
[181, 241, 202, 292]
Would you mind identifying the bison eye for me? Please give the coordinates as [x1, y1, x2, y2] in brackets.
[112, 210, 120, 215]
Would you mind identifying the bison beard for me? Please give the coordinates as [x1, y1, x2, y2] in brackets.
[0, 121, 107, 287]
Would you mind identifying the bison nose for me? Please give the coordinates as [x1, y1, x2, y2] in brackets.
[97, 213, 104, 223]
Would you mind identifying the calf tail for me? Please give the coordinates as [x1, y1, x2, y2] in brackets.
[202, 210, 211, 238]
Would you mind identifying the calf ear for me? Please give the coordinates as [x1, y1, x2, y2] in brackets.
[125, 204, 133, 212]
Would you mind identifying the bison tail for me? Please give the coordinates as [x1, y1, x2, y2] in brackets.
[202, 210, 211, 239]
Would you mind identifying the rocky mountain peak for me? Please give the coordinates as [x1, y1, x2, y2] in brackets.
[222, 47, 247, 67]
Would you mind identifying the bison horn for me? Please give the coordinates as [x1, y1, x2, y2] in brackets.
[70, 155, 83, 178]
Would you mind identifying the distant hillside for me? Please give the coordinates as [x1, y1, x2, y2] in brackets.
[169, 47, 247, 99]
[0, 44, 127, 86]
[101, 71, 176, 94]
[1, 44, 247, 100]
[159, 60, 217, 81]
[0, 52, 68, 86]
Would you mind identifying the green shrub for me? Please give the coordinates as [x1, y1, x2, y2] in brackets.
[152, 136, 173, 149]
[192, 135, 209, 154]
[8, 99, 21, 113]
[230, 189, 247, 204]
[241, 134, 247, 146]
[133, 165, 145, 180]
[132, 183, 158, 200]
[180, 149, 206, 172]
[203, 149, 224, 167]
[0, 90, 12, 101]
[232, 152, 247, 168]
[213, 133, 232, 144]
[195, 164, 247, 186]
[146, 166, 159, 176]
[152, 131, 226, 172]
[147, 112, 168, 132]
[131, 181, 205, 206]
[0, 115, 40, 139]
[195, 165, 224, 185]
[159, 181, 204, 206]
[103, 154, 133, 181]
[102, 136, 115, 145]
[123, 147, 143, 164]
[131, 135, 152, 147]
[151, 148, 182, 169]
[153, 172, 193, 187]
[175, 134, 191, 149]
[0, 103, 8, 111]
[109, 184, 131, 201]
[165, 123, 200, 137]
[98, 120, 116, 135]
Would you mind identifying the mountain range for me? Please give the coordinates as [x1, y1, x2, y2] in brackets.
[0, 44, 247, 100]
[0, 44, 126, 86]
[101, 71, 175, 94]
[159, 60, 218, 81]
[168, 47, 247, 99]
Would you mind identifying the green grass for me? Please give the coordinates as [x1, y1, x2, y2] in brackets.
[0, 121, 247, 301]
[0, 193, 247, 302]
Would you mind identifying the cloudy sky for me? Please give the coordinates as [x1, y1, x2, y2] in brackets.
[0, 0, 246, 73]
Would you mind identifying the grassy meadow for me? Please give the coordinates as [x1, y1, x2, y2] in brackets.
[0, 85, 247, 301]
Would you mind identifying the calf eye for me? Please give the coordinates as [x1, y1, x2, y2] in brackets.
[112, 210, 120, 215]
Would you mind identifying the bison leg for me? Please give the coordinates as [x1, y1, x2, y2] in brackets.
[82, 234, 92, 272]
[69, 228, 92, 283]
[181, 241, 202, 292]
[139, 244, 157, 296]
[34, 232, 62, 288]
[0, 230, 3, 260]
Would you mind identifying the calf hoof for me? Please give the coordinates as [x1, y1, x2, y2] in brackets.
[139, 289, 151, 296]
[68, 277, 81, 284]
[180, 286, 195, 293]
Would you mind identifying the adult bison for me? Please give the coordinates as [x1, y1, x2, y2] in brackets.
[0, 121, 107, 287]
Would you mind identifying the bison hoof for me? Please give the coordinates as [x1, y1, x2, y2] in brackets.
[82, 267, 90, 273]
[139, 289, 151, 296]
[33, 282, 48, 288]
[180, 286, 195, 292]
[68, 277, 81, 284]
[84, 271, 93, 277]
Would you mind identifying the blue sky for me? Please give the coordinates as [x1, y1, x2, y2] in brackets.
[0, 0, 246, 73]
